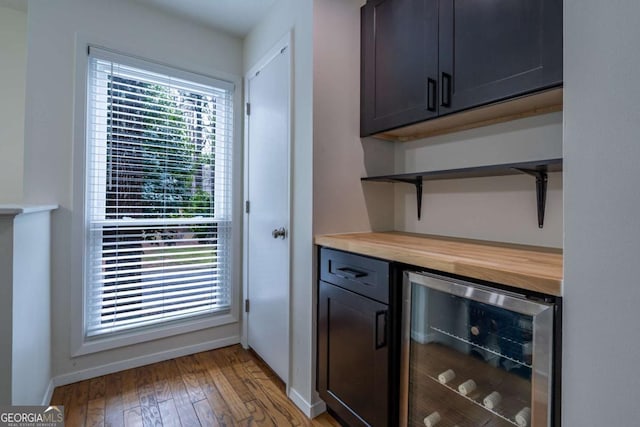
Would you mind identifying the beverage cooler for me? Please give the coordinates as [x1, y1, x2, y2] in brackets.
[401, 271, 561, 427]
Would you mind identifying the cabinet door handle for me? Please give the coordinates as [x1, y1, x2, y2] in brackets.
[441, 72, 452, 107]
[336, 267, 368, 279]
[375, 310, 387, 349]
[426, 78, 437, 112]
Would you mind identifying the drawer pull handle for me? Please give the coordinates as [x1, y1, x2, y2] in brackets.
[336, 267, 368, 279]
[375, 310, 387, 349]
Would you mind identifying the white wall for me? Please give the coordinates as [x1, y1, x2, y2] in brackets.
[313, 0, 394, 236]
[0, 209, 54, 405]
[563, 1, 640, 425]
[0, 216, 15, 404]
[11, 210, 53, 404]
[23, 0, 244, 381]
[394, 112, 563, 248]
[0, 6, 27, 203]
[243, 0, 318, 415]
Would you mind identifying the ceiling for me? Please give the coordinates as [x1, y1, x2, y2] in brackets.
[0, 0, 276, 37]
[132, 0, 278, 37]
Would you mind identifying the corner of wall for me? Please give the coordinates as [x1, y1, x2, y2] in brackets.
[288, 387, 327, 419]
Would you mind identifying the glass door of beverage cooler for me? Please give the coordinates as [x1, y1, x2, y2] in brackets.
[401, 272, 555, 427]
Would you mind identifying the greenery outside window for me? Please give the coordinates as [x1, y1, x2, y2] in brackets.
[85, 47, 234, 339]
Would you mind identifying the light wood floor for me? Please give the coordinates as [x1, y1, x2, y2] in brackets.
[50, 344, 340, 427]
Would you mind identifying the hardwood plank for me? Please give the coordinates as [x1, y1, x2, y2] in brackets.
[138, 398, 162, 427]
[162, 360, 202, 427]
[315, 231, 563, 295]
[225, 345, 252, 364]
[124, 407, 144, 427]
[215, 346, 266, 398]
[245, 399, 275, 427]
[195, 351, 251, 422]
[246, 348, 283, 393]
[136, 365, 163, 427]
[106, 410, 124, 427]
[194, 399, 221, 427]
[104, 371, 125, 427]
[210, 347, 255, 403]
[241, 360, 307, 426]
[89, 376, 107, 400]
[310, 413, 342, 427]
[121, 369, 140, 411]
[157, 399, 181, 427]
[192, 352, 237, 426]
[174, 355, 207, 403]
[50, 346, 339, 427]
[149, 361, 172, 403]
[87, 398, 106, 427]
[50, 385, 66, 406]
[59, 385, 75, 422]
[66, 380, 90, 426]
[201, 382, 237, 426]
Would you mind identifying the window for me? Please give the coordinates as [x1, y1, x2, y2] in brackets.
[84, 47, 234, 340]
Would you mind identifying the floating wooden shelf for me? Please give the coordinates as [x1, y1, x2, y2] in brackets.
[372, 87, 563, 142]
[361, 158, 563, 228]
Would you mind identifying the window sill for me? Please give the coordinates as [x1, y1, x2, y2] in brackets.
[72, 311, 238, 357]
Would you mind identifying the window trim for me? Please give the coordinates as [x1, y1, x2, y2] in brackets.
[89, 47, 235, 95]
[71, 38, 242, 357]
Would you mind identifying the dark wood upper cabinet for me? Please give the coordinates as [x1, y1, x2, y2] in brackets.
[360, 0, 439, 136]
[439, 0, 563, 115]
[361, 0, 563, 137]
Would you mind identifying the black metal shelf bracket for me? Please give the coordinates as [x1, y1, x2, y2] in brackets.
[361, 158, 561, 227]
[513, 168, 549, 228]
[395, 177, 424, 220]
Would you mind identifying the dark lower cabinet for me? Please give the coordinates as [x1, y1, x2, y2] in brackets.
[318, 281, 389, 426]
[317, 248, 399, 426]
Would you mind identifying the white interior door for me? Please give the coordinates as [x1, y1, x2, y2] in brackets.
[244, 37, 291, 383]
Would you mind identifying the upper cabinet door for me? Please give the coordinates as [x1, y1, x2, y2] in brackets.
[438, 0, 563, 115]
[361, 0, 439, 136]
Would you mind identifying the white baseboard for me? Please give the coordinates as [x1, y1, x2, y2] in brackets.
[288, 387, 327, 419]
[41, 379, 55, 405]
[52, 335, 240, 387]
[309, 399, 327, 419]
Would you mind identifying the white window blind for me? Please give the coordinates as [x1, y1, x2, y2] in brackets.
[85, 47, 233, 339]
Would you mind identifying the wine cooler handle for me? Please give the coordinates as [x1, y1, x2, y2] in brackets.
[375, 310, 387, 349]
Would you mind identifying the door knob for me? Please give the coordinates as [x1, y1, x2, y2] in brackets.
[272, 227, 286, 239]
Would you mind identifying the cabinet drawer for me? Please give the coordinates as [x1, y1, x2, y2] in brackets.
[320, 248, 389, 304]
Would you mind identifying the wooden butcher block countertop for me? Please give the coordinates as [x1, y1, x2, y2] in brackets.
[314, 232, 563, 296]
